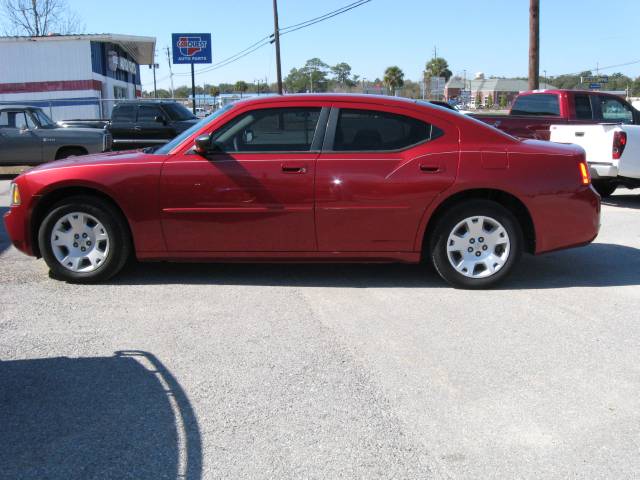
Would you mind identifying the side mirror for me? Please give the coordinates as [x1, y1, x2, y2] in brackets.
[19, 125, 30, 133]
[194, 134, 212, 155]
[154, 115, 167, 124]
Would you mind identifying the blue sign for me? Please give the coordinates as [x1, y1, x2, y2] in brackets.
[589, 83, 601, 89]
[171, 33, 212, 64]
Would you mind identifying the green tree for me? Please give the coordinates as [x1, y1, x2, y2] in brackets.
[424, 57, 453, 81]
[284, 67, 308, 93]
[173, 85, 191, 98]
[475, 91, 482, 108]
[234, 80, 248, 97]
[383, 66, 404, 95]
[499, 93, 507, 108]
[302, 57, 329, 92]
[486, 93, 494, 108]
[331, 62, 355, 87]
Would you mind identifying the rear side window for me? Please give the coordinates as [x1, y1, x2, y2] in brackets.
[511, 94, 560, 116]
[574, 95, 593, 120]
[137, 105, 164, 122]
[333, 109, 441, 151]
[211, 107, 322, 152]
[112, 105, 136, 122]
[600, 96, 634, 123]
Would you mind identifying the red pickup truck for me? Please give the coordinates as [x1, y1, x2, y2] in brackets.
[472, 89, 639, 140]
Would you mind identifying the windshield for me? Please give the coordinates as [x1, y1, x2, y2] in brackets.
[163, 102, 197, 121]
[154, 104, 234, 155]
[32, 109, 56, 128]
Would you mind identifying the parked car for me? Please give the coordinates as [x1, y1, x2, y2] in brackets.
[550, 123, 640, 196]
[4, 94, 600, 288]
[472, 89, 639, 140]
[58, 100, 199, 150]
[0, 105, 111, 165]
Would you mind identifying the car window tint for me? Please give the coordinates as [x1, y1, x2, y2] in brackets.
[600, 97, 634, 123]
[211, 107, 321, 152]
[511, 94, 560, 116]
[14, 112, 29, 130]
[137, 105, 164, 122]
[112, 105, 136, 122]
[574, 95, 593, 120]
[333, 109, 439, 151]
[0, 111, 12, 128]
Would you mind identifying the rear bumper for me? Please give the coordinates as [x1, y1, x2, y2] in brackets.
[589, 163, 618, 179]
[3, 205, 33, 256]
[533, 186, 600, 254]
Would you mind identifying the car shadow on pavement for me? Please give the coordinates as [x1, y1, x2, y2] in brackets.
[601, 194, 640, 210]
[0, 207, 10, 256]
[110, 242, 640, 290]
[0, 351, 202, 480]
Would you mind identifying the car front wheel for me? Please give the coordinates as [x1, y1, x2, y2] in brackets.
[38, 196, 131, 283]
[430, 200, 523, 289]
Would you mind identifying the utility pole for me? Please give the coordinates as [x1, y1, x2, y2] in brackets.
[165, 46, 175, 98]
[528, 0, 540, 90]
[272, 0, 283, 95]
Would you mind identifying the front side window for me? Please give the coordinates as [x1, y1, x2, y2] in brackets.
[112, 105, 136, 122]
[211, 107, 322, 152]
[574, 95, 593, 120]
[137, 105, 164, 122]
[333, 109, 440, 151]
[32, 109, 55, 128]
[511, 94, 560, 116]
[163, 103, 197, 120]
[600, 96, 634, 123]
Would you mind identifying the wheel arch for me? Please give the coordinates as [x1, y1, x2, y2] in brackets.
[55, 146, 89, 159]
[30, 184, 133, 258]
[420, 188, 536, 256]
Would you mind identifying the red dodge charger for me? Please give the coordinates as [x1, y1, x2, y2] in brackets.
[3, 94, 600, 288]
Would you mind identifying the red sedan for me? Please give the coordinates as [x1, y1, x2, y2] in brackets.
[3, 94, 600, 288]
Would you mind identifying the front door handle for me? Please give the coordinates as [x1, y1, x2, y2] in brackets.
[420, 164, 441, 173]
[281, 164, 307, 174]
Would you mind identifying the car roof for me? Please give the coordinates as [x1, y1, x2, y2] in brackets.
[115, 100, 181, 105]
[517, 89, 623, 98]
[232, 93, 425, 109]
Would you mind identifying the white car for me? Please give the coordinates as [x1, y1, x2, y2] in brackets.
[550, 123, 640, 197]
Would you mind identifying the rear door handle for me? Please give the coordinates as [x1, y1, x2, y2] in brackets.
[420, 164, 441, 173]
[281, 164, 307, 174]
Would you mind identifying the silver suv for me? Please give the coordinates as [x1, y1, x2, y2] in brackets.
[0, 106, 111, 165]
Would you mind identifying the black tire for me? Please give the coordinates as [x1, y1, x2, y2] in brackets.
[592, 180, 617, 198]
[38, 195, 131, 283]
[55, 147, 87, 160]
[429, 200, 523, 289]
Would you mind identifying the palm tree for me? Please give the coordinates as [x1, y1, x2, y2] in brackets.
[424, 57, 452, 81]
[383, 66, 404, 95]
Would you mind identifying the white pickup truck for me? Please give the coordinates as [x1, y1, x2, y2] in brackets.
[549, 124, 640, 197]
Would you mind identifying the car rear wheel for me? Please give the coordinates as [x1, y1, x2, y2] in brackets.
[38, 196, 130, 283]
[429, 200, 523, 289]
[591, 180, 617, 198]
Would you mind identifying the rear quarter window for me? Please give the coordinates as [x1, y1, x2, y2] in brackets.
[511, 94, 560, 116]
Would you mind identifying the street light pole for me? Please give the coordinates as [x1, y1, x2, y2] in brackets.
[272, 0, 283, 95]
[528, 0, 540, 90]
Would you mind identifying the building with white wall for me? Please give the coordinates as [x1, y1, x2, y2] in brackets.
[0, 34, 155, 120]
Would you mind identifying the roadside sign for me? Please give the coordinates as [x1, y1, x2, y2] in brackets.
[581, 76, 609, 84]
[171, 33, 212, 64]
[589, 83, 601, 89]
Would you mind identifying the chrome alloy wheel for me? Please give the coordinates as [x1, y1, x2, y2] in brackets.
[446, 215, 510, 279]
[50, 211, 110, 273]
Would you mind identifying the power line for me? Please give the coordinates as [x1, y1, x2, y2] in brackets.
[169, 0, 372, 78]
[552, 59, 640, 78]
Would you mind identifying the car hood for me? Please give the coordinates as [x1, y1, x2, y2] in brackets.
[27, 149, 160, 173]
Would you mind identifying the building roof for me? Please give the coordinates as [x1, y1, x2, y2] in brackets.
[446, 77, 556, 92]
[0, 33, 156, 65]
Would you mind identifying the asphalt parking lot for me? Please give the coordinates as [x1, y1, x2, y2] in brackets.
[1, 178, 639, 479]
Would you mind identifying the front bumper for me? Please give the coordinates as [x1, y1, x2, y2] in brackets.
[3, 205, 33, 256]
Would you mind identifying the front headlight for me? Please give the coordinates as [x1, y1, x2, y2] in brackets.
[10, 182, 21, 206]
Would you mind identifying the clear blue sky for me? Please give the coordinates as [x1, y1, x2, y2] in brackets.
[67, 0, 640, 90]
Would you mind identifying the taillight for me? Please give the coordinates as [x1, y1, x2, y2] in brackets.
[613, 130, 627, 159]
[579, 161, 590, 185]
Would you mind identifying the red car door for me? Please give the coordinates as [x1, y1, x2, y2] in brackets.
[315, 104, 459, 252]
[159, 105, 327, 253]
